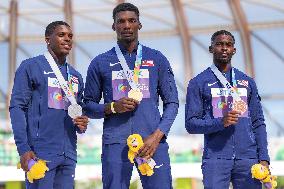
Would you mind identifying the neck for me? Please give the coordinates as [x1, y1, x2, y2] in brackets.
[118, 39, 138, 53]
[48, 48, 66, 65]
[214, 61, 231, 73]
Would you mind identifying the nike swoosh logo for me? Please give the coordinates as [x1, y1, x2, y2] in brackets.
[208, 81, 218, 86]
[110, 62, 120, 67]
[44, 71, 54, 75]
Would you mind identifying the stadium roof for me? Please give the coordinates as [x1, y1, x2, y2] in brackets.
[0, 0, 283, 136]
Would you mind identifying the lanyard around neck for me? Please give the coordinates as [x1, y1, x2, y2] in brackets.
[44, 52, 77, 105]
[115, 43, 142, 90]
[210, 64, 240, 101]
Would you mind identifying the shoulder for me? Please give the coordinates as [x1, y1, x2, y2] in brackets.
[90, 48, 116, 67]
[17, 55, 44, 71]
[186, 68, 213, 91]
[142, 45, 166, 59]
[142, 45, 170, 69]
[68, 64, 83, 80]
[142, 45, 162, 55]
[190, 68, 212, 84]
[234, 68, 250, 79]
[233, 68, 256, 86]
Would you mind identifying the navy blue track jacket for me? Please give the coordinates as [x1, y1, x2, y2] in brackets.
[84, 43, 179, 144]
[9, 55, 84, 161]
[185, 67, 270, 162]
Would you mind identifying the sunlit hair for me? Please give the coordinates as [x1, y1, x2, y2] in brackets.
[112, 3, 139, 21]
[211, 30, 235, 44]
[45, 21, 70, 37]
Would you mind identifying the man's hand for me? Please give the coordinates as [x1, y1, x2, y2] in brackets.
[260, 160, 270, 172]
[20, 151, 36, 172]
[114, 97, 139, 114]
[260, 160, 271, 175]
[73, 115, 89, 133]
[138, 129, 164, 159]
[223, 110, 241, 127]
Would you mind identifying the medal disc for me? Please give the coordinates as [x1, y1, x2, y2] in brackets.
[68, 104, 82, 118]
[128, 89, 143, 102]
[232, 100, 247, 115]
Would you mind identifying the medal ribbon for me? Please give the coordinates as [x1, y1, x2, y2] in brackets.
[44, 52, 77, 105]
[210, 64, 241, 101]
[66, 65, 74, 96]
[115, 43, 142, 90]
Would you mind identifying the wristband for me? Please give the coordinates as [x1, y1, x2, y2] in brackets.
[110, 102, 116, 114]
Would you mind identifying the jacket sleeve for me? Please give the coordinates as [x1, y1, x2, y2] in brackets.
[83, 60, 105, 119]
[9, 61, 32, 156]
[249, 79, 270, 163]
[185, 79, 224, 134]
[157, 53, 179, 136]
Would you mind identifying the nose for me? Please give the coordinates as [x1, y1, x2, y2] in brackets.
[221, 44, 228, 51]
[64, 36, 71, 42]
[65, 34, 70, 40]
[123, 21, 131, 29]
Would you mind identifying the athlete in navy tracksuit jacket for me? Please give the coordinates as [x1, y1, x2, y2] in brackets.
[185, 30, 270, 189]
[9, 21, 88, 189]
[84, 3, 179, 189]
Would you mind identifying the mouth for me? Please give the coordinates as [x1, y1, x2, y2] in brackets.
[121, 32, 133, 37]
[220, 54, 229, 59]
[61, 44, 72, 50]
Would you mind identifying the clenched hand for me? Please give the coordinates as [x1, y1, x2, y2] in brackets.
[223, 110, 241, 127]
[114, 97, 139, 113]
[138, 129, 164, 159]
[73, 115, 89, 133]
[20, 151, 36, 172]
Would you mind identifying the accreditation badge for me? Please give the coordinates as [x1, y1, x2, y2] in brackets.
[128, 89, 143, 102]
[68, 104, 82, 119]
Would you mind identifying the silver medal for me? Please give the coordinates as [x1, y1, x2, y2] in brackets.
[68, 104, 82, 119]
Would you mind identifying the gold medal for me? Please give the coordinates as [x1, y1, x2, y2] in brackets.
[128, 89, 143, 102]
[232, 99, 247, 115]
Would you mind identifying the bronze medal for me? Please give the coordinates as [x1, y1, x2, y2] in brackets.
[232, 100, 247, 115]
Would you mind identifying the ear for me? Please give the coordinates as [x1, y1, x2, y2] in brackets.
[138, 22, 142, 30]
[209, 46, 213, 53]
[233, 48, 236, 54]
[45, 37, 50, 45]
[112, 23, 115, 31]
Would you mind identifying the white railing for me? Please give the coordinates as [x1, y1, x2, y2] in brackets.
[1, 161, 283, 182]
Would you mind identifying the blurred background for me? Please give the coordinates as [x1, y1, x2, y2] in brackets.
[0, 0, 284, 188]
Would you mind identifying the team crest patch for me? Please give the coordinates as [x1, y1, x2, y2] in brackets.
[70, 76, 79, 84]
[141, 60, 154, 67]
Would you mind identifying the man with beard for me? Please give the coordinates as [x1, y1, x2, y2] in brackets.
[185, 30, 270, 188]
[10, 21, 88, 189]
[84, 3, 179, 189]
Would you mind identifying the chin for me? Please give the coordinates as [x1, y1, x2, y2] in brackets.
[61, 50, 71, 56]
[218, 58, 230, 64]
[122, 37, 135, 43]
